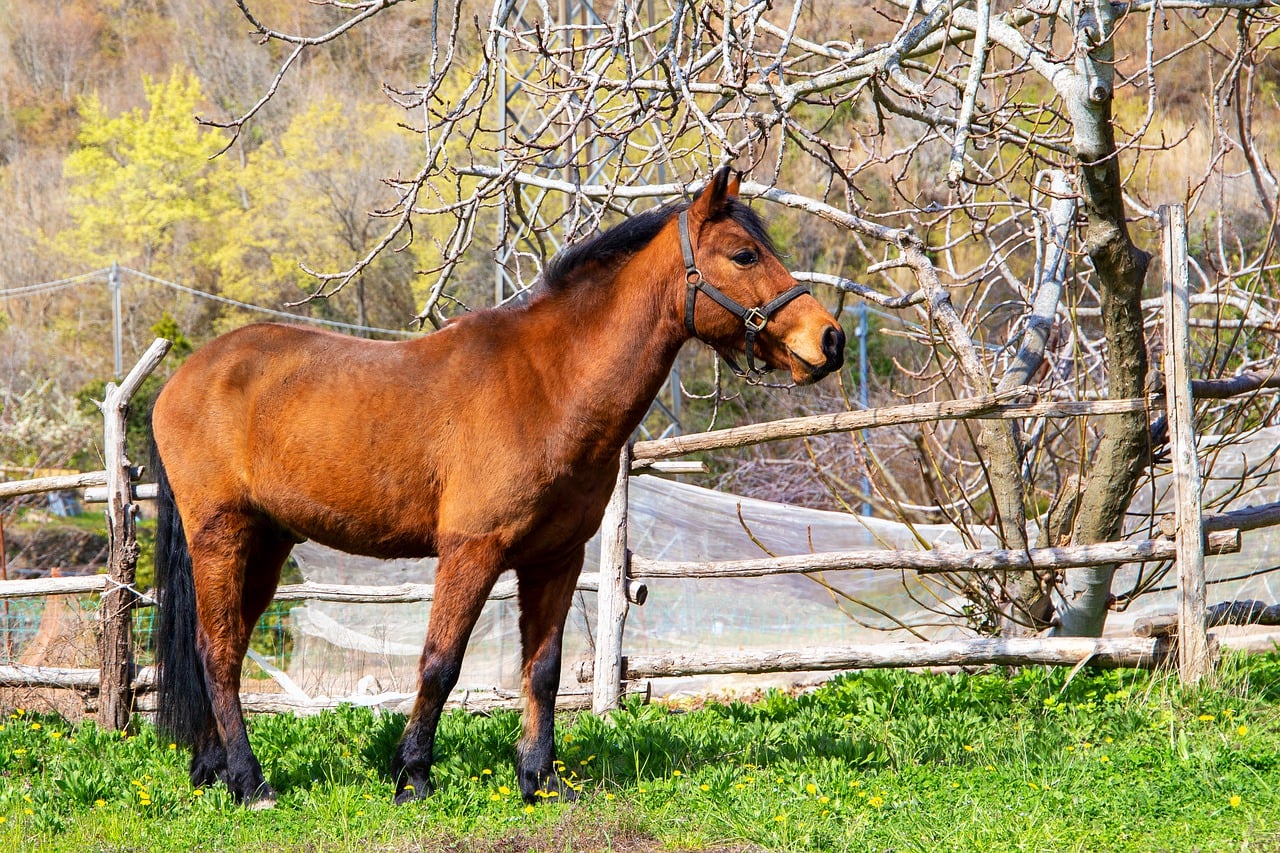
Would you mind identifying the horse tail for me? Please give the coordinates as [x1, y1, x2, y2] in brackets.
[151, 435, 211, 747]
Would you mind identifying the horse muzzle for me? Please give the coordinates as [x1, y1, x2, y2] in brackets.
[788, 324, 846, 385]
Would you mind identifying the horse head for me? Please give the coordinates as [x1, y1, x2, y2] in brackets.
[679, 167, 845, 385]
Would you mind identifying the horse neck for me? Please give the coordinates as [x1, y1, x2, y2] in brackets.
[527, 247, 686, 461]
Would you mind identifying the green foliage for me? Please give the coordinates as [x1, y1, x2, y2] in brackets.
[2, 658, 1279, 850]
[74, 375, 164, 465]
[148, 312, 192, 360]
[57, 68, 235, 281]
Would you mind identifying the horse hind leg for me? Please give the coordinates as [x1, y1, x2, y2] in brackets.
[392, 536, 505, 804]
[189, 515, 293, 806]
[514, 547, 584, 803]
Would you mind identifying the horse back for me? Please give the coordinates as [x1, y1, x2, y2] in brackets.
[151, 321, 615, 562]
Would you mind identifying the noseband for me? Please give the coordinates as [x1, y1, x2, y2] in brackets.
[679, 209, 810, 378]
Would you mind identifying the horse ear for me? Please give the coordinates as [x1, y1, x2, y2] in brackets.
[689, 166, 736, 222]
[725, 170, 741, 199]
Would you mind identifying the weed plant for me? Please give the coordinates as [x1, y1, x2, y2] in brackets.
[1, 654, 1278, 851]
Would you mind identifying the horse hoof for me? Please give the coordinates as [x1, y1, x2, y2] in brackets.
[394, 781, 434, 805]
[243, 781, 277, 809]
[521, 775, 580, 804]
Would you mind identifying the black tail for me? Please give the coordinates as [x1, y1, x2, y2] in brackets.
[152, 436, 211, 747]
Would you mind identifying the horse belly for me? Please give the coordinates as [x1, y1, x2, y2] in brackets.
[249, 469, 444, 560]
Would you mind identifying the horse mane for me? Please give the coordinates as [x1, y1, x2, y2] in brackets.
[539, 198, 778, 292]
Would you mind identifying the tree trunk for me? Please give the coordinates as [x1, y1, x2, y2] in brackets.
[1051, 3, 1152, 637]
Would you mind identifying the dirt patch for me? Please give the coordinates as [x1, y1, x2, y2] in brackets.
[356, 809, 766, 853]
[4, 523, 108, 574]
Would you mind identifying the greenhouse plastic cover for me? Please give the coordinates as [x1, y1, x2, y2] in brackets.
[285, 426, 1280, 701]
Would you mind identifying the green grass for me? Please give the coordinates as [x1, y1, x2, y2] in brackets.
[3, 655, 1280, 851]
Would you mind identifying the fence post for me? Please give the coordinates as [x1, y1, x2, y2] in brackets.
[98, 338, 171, 729]
[592, 443, 631, 714]
[1160, 205, 1212, 685]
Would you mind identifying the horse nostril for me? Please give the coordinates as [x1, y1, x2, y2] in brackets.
[822, 325, 846, 369]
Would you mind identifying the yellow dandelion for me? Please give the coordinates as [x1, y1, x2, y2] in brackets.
[94, 799, 106, 808]
[951, 782, 960, 789]
[1104, 737, 1113, 744]
[169, 743, 177, 750]
[818, 795, 830, 804]
[30, 722, 41, 731]
[564, 734, 575, 743]
[672, 769, 682, 777]
[49, 731, 63, 740]
[773, 814, 786, 822]
[1198, 714, 1215, 722]
[1065, 746, 1075, 752]
[806, 783, 817, 795]
[1237, 725, 1249, 737]
[1028, 782, 1039, 790]
[734, 783, 746, 791]
[498, 786, 511, 796]
[962, 744, 974, 752]
[490, 793, 501, 802]
[363, 793, 373, 801]
[849, 779, 861, 788]
[23, 809, 33, 816]
[523, 805, 535, 814]
[1229, 795, 1242, 809]
[868, 796, 884, 808]
[0, 816, 7, 824]
[481, 768, 492, 775]
[470, 775, 479, 782]
[699, 784, 710, 792]
[192, 789, 204, 797]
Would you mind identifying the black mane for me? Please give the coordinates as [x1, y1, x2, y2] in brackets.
[539, 198, 777, 291]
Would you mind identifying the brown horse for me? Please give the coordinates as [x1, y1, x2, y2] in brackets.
[150, 168, 845, 807]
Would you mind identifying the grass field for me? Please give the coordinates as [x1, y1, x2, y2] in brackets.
[2, 654, 1279, 852]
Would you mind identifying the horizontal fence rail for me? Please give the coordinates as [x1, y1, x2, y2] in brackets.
[629, 532, 1241, 580]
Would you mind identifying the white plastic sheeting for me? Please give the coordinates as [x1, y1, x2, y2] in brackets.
[284, 426, 1280, 699]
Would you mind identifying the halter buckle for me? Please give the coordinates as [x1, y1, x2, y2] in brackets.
[743, 307, 768, 333]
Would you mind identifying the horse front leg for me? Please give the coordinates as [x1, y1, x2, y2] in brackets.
[514, 546, 584, 803]
[393, 536, 505, 804]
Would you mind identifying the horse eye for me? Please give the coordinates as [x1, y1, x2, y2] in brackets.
[731, 249, 759, 266]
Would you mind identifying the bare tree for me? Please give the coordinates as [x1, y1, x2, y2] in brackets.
[209, 0, 1280, 637]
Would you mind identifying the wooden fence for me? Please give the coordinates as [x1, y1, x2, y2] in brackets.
[580, 203, 1280, 713]
[2, 203, 1279, 727]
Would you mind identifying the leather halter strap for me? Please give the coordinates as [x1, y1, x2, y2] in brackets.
[679, 209, 810, 377]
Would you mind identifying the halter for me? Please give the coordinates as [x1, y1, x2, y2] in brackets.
[679, 209, 811, 378]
